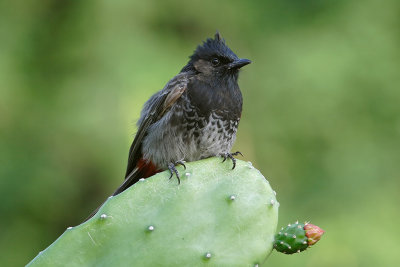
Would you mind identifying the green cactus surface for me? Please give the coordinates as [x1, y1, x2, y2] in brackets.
[27, 158, 279, 266]
[274, 222, 308, 254]
[274, 222, 324, 254]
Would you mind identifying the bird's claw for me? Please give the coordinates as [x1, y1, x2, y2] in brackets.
[231, 151, 243, 157]
[168, 160, 186, 184]
[220, 151, 243, 170]
[175, 160, 186, 170]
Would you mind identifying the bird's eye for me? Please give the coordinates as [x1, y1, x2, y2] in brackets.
[211, 58, 220, 66]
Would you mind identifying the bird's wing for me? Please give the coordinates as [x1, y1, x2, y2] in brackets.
[89, 76, 188, 217]
[124, 74, 189, 179]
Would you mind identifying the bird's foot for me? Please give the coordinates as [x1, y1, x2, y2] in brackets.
[220, 151, 243, 170]
[168, 160, 186, 184]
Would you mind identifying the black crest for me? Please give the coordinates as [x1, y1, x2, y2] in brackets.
[214, 31, 222, 41]
[190, 32, 238, 62]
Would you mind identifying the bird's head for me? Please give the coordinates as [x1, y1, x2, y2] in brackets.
[181, 32, 251, 79]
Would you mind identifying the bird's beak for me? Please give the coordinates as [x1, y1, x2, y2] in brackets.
[228, 58, 252, 70]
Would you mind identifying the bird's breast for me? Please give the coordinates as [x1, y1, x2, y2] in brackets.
[186, 77, 243, 120]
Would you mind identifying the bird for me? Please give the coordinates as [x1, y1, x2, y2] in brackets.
[113, 32, 251, 196]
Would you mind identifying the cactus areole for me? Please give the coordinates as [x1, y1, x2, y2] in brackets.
[27, 158, 279, 266]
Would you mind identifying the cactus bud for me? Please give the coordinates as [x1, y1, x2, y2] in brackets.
[274, 222, 324, 254]
[304, 223, 324, 245]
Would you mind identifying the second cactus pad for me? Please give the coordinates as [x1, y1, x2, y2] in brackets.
[28, 158, 279, 266]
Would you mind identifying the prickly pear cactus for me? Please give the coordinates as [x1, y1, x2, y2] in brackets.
[274, 222, 324, 254]
[27, 158, 279, 266]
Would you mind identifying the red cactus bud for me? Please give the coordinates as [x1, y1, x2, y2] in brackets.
[304, 223, 324, 246]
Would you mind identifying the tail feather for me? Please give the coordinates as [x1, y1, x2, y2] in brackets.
[114, 158, 160, 196]
[112, 167, 142, 196]
[84, 159, 160, 221]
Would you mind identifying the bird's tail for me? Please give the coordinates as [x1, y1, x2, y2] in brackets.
[84, 159, 160, 221]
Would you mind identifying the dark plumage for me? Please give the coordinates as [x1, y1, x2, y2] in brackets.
[114, 32, 251, 196]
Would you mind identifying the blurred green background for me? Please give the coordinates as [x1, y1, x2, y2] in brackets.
[1, 0, 399, 266]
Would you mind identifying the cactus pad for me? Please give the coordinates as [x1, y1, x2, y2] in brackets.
[27, 158, 279, 266]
